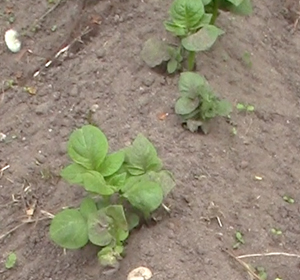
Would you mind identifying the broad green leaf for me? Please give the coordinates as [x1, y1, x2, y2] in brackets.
[226, 0, 244, 6]
[88, 210, 113, 246]
[201, 0, 212, 5]
[80, 197, 97, 220]
[50, 209, 88, 249]
[228, 0, 252, 15]
[181, 108, 201, 120]
[182, 25, 224, 52]
[120, 175, 142, 193]
[105, 205, 128, 231]
[164, 21, 187, 36]
[144, 170, 176, 198]
[167, 59, 178, 74]
[168, 0, 205, 30]
[124, 134, 162, 175]
[5, 253, 17, 269]
[98, 151, 125, 177]
[141, 38, 171, 68]
[67, 125, 108, 170]
[126, 212, 140, 230]
[178, 72, 206, 98]
[216, 100, 232, 116]
[60, 163, 86, 184]
[106, 172, 127, 189]
[175, 96, 200, 115]
[123, 181, 163, 217]
[82, 171, 114, 195]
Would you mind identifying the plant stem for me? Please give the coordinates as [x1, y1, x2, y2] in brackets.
[187, 51, 196, 71]
[211, 0, 220, 25]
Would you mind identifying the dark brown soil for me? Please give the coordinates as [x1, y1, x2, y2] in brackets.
[1, 0, 300, 279]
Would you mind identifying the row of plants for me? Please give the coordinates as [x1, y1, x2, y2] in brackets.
[142, 0, 252, 133]
[48, 0, 252, 270]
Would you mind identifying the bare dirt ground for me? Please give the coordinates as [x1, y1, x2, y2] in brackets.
[1, 0, 300, 279]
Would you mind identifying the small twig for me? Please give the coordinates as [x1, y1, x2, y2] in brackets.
[237, 252, 300, 259]
[222, 248, 263, 280]
[0, 211, 53, 240]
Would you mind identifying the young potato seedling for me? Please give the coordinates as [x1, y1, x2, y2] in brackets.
[175, 72, 232, 133]
[49, 125, 175, 268]
[236, 102, 255, 112]
[283, 195, 294, 204]
[271, 228, 282, 235]
[233, 230, 245, 249]
[141, 0, 224, 73]
[5, 252, 17, 269]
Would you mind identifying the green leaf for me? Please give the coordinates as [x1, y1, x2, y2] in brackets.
[88, 210, 114, 246]
[178, 72, 207, 98]
[175, 96, 200, 115]
[98, 151, 125, 177]
[144, 170, 176, 198]
[220, 0, 252, 15]
[50, 209, 88, 249]
[80, 197, 97, 220]
[141, 38, 171, 67]
[164, 21, 187, 36]
[124, 134, 162, 175]
[5, 253, 17, 269]
[216, 100, 232, 116]
[97, 246, 122, 267]
[105, 205, 128, 232]
[168, 0, 205, 30]
[230, 0, 252, 15]
[126, 212, 140, 230]
[182, 25, 224, 52]
[167, 59, 179, 74]
[106, 172, 127, 189]
[67, 125, 108, 170]
[226, 0, 244, 5]
[201, 0, 212, 5]
[82, 171, 115, 195]
[122, 181, 163, 217]
[60, 163, 86, 184]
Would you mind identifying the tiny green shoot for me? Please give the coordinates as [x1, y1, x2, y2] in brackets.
[236, 102, 255, 112]
[233, 231, 244, 249]
[5, 252, 17, 269]
[242, 51, 252, 68]
[255, 266, 267, 280]
[283, 195, 294, 204]
[271, 228, 282, 235]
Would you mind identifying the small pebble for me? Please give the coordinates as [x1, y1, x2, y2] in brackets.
[35, 102, 50, 115]
[240, 161, 248, 169]
[36, 153, 46, 164]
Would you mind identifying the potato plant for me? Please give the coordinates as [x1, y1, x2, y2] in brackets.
[49, 125, 175, 268]
[175, 72, 232, 133]
[141, 0, 224, 73]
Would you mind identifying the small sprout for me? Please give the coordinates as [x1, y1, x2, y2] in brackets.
[271, 228, 282, 235]
[127, 266, 152, 280]
[4, 29, 21, 53]
[254, 176, 262, 181]
[236, 103, 255, 112]
[255, 266, 267, 280]
[283, 195, 294, 204]
[231, 127, 237, 135]
[24, 86, 37, 95]
[241, 51, 252, 68]
[275, 278, 282, 280]
[51, 25, 57, 32]
[233, 231, 244, 249]
[5, 252, 17, 269]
